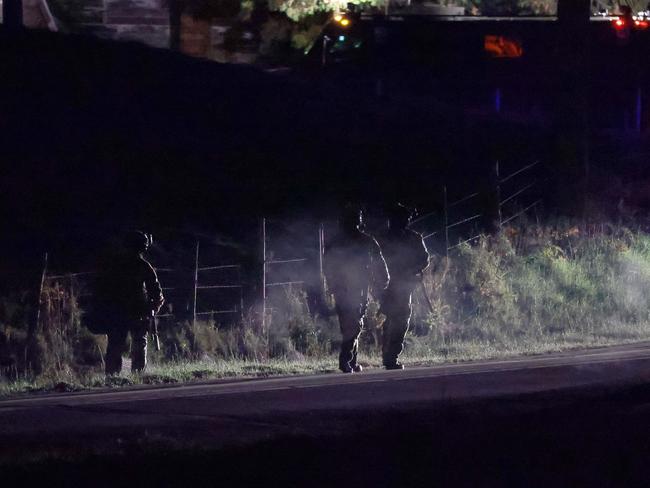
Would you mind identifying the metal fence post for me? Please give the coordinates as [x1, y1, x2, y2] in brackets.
[318, 223, 325, 292]
[69, 275, 75, 331]
[443, 186, 449, 256]
[261, 218, 267, 332]
[26, 252, 48, 374]
[495, 160, 502, 229]
[192, 241, 199, 329]
[238, 266, 244, 322]
[31, 252, 48, 340]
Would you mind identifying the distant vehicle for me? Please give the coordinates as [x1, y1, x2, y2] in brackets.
[612, 6, 649, 32]
[610, 5, 649, 45]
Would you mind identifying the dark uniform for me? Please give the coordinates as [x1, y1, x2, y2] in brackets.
[324, 209, 388, 373]
[378, 207, 429, 369]
[100, 232, 164, 375]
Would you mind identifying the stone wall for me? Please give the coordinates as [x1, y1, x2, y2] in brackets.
[105, 0, 166, 24]
[13, 1, 244, 62]
[41, 0, 170, 48]
[95, 0, 170, 48]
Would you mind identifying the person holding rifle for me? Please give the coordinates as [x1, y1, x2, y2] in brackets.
[324, 205, 388, 373]
[97, 231, 164, 376]
[377, 204, 430, 370]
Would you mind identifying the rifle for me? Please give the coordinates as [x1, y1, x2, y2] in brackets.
[147, 310, 161, 352]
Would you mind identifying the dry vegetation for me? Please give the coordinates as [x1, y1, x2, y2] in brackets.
[2, 220, 650, 395]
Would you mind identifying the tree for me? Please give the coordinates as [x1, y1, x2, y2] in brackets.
[265, 0, 347, 20]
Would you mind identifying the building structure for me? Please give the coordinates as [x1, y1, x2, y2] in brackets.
[0, 0, 237, 61]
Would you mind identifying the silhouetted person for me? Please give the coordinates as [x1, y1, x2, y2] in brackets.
[324, 206, 387, 373]
[98, 231, 164, 376]
[377, 205, 429, 370]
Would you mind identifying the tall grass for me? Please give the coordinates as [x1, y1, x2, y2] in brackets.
[2, 221, 650, 394]
[408, 222, 650, 356]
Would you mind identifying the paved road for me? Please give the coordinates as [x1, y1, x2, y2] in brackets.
[3, 343, 650, 486]
[2, 342, 650, 453]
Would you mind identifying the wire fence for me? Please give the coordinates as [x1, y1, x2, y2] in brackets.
[191, 242, 244, 326]
[260, 218, 325, 331]
[409, 159, 544, 253]
[35, 158, 544, 338]
[39, 242, 247, 335]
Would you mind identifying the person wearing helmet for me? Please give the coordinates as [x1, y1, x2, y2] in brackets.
[324, 205, 388, 373]
[377, 204, 429, 370]
[100, 231, 164, 375]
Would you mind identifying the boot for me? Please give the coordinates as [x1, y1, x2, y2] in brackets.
[349, 347, 363, 373]
[383, 355, 404, 370]
[339, 340, 355, 373]
[339, 362, 354, 373]
[384, 362, 404, 370]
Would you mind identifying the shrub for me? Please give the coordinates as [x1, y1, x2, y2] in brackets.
[413, 222, 650, 353]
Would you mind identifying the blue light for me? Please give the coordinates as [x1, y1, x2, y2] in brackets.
[338, 35, 345, 42]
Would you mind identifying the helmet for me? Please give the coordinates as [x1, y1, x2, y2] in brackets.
[125, 231, 152, 253]
[340, 203, 364, 233]
[388, 203, 416, 230]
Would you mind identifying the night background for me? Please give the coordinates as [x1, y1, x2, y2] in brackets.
[2, 1, 650, 486]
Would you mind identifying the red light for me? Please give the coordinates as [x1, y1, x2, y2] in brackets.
[637, 20, 649, 29]
[615, 18, 625, 28]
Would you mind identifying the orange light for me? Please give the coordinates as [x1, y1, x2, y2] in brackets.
[340, 18, 350, 26]
[484, 35, 523, 58]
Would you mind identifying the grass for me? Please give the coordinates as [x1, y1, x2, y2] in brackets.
[145, 330, 650, 376]
[3, 220, 650, 397]
[3, 332, 649, 397]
